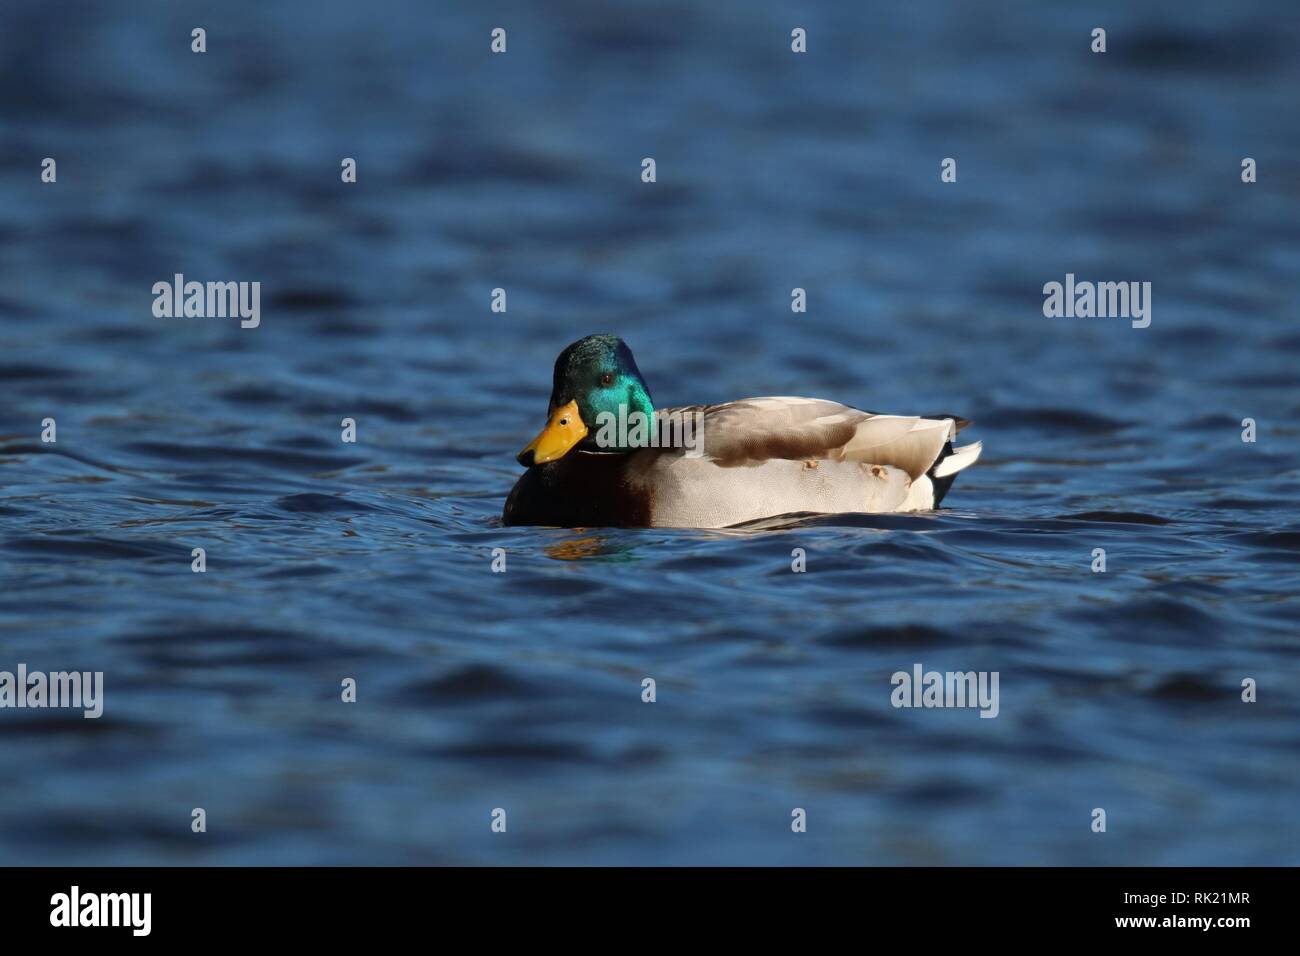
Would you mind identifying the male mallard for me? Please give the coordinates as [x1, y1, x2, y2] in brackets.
[503, 334, 982, 528]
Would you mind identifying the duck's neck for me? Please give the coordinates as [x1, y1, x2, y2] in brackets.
[583, 385, 655, 453]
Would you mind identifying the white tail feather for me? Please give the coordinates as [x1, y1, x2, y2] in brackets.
[932, 440, 983, 478]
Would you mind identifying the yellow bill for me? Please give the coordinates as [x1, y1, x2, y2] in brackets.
[518, 399, 588, 466]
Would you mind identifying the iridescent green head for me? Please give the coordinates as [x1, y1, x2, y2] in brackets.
[517, 335, 655, 466]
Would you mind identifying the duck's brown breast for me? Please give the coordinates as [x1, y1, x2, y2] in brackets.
[502, 451, 654, 528]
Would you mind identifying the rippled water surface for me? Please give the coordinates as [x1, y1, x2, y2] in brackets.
[1, 0, 1298, 864]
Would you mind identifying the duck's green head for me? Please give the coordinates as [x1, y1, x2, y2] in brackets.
[517, 334, 655, 466]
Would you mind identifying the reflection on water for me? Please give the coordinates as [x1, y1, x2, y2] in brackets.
[544, 535, 624, 562]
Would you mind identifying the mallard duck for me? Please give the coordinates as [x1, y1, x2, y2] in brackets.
[503, 334, 982, 528]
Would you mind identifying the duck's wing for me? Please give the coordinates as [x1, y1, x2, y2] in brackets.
[663, 397, 978, 480]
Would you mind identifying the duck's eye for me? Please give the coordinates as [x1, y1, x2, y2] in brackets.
[559, 417, 569, 426]
[600, 372, 614, 387]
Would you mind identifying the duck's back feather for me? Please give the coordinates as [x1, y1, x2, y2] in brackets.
[673, 397, 960, 479]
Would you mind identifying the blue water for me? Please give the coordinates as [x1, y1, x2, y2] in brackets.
[1, 0, 1298, 865]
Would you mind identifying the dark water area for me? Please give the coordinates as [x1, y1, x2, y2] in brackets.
[1, 1, 1298, 864]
